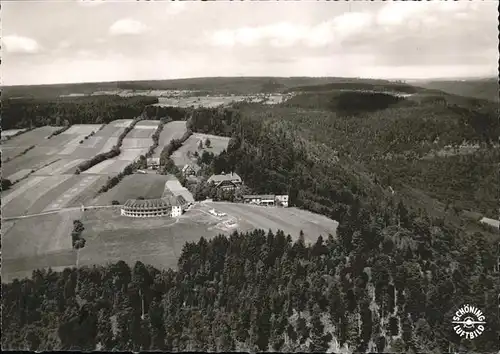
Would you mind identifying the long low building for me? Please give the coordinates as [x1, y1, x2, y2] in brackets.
[242, 194, 289, 207]
[121, 195, 188, 218]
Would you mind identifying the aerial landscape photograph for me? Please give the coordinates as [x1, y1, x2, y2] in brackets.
[1, 0, 498, 352]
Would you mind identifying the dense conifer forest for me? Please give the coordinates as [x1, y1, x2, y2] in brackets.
[2, 95, 158, 130]
[2, 83, 499, 352]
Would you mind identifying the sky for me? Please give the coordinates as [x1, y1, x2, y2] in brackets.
[2, 0, 498, 85]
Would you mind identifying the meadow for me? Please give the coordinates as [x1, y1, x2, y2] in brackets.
[1, 210, 81, 282]
[92, 173, 170, 205]
[197, 202, 338, 244]
[152, 121, 188, 158]
[170, 133, 230, 168]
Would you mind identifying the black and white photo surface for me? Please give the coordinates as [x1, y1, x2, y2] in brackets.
[1, 1, 499, 352]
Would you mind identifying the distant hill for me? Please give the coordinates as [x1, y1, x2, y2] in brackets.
[2, 76, 417, 98]
[415, 78, 499, 102]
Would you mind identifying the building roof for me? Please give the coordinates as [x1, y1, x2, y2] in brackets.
[243, 194, 276, 200]
[207, 172, 242, 184]
[176, 195, 188, 205]
[123, 196, 183, 209]
[182, 164, 200, 172]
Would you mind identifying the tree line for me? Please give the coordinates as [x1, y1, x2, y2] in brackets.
[2, 95, 158, 130]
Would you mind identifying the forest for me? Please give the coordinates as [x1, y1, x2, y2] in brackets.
[2, 221, 498, 352]
[2, 95, 158, 130]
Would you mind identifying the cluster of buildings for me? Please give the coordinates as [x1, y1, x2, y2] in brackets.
[121, 167, 289, 218]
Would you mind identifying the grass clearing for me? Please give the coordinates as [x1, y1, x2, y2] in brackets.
[62, 124, 104, 135]
[33, 158, 86, 176]
[78, 208, 220, 270]
[2, 126, 62, 148]
[199, 202, 338, 243]
[1, 128, 27, 138]
[6, 169, 32, 182]
[2, 147, 60, 177]
[2, 210, 81, 259]
[97, 137, 119, 153]
[93, 174, 170, 205]
[42, 175, 103, 211]
[2, 200, 339, 281]
[152, 121, 187, 158]
[121, 138, 152, 149]
[2, 174, 73, 217]
[171, 133, 230, 168]
[1, 176, 48, 206]
[116, 148, 149, 161]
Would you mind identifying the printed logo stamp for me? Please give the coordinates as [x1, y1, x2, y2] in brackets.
[452, 304, 486, 339]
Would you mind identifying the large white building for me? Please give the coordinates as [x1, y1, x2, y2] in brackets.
[121, 195, 188, 218]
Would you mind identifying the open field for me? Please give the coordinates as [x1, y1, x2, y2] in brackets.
[5, 168, 32, 182]
[2, 175, 51, 207]
[2, 146, 31, 161]
[1, 209, 80, 282]
[1, 199, 339, 281]
[121, 120, 159, 148]
[1, 128, 27, 138]
[156, 95, 265, 108]
[116, 148, 149, 161]
[94, 120, 132, 138]
[2, 174, 73, 217]
[41, 174, 104, 212]
[171, 133, 229, 168]
[77, 208, 222, 270]
[62, 124, 104, 135]
[2, 210, 79, 257]
[83, 159, 131, 174]
[1, 126, 62, 148]
[2, 148, 60, 177]
[121, 139, 152, 149]
[26, 174, 104, 212]
[197, 202, 338, 244]
[92, 174, 170, 205]
[1, 210, 82, 282]
[33, 158, 87, 175]
[111, 119, 134, 128]
[192, 133, 230, 154]
[152, 121, 187, 158]
[2, 173, 112, 217]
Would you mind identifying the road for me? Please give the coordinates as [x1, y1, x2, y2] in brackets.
[3, 205, 120, 221]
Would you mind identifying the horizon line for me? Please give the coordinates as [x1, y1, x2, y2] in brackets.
[2, 74, 496, 88]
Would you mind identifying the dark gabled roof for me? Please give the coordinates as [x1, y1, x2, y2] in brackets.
[176, 195, 188, 205]
[207, 172, 241, 184]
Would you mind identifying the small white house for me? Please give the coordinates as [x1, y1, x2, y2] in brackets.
[171, 205, 183, 217]
[275, 195, 289, 207]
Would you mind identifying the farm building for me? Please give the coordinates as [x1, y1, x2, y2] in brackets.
[121, 195, 188, 218]
[207, 172, 242, 191]
[243, 194, 289, 207]
[147, 157, 160, 170]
